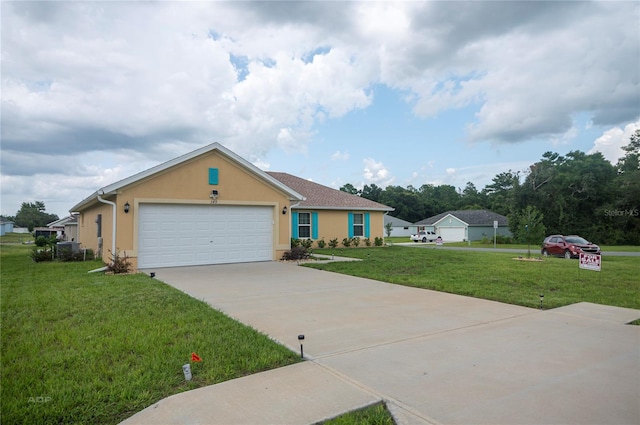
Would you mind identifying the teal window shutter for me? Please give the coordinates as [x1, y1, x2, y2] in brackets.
[292, 212, 299, 239]
[365, 213, 370, 238]
[348, 212, 354, 238]
[312, 212, 318, 240]
[209, 168, 219, 185]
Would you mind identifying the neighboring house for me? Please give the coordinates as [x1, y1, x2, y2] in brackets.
[267, 172, 393, 244]
[414, 210, 511, 242]
[47, 215, 79, 241]
[70, 143, 393, 269]
[383, 215, 417, 237]
[0, 219, 14, 236]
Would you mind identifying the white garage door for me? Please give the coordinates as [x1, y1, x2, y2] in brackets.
[138, 204, 273, 268]
[438, 227, 466, 242]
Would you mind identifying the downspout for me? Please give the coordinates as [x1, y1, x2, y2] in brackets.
[97, 190, 116, 265]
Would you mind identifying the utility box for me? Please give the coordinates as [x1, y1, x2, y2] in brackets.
[57, 242, 80, 257]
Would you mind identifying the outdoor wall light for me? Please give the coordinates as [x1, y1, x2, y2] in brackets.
[539, 294, 544, 310]
[124, 202, 130, 213]
[298, 334, 305, 358]
[282, 206, 288, 215]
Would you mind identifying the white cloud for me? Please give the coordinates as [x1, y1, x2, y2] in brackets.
[589, 120, 640, 164]
[331, 150, 350, 161]
[446, 168, 456, 175]
[363, 158, 394, 186]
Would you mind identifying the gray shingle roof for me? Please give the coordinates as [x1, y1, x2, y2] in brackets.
[267, 172, 393, 211]
[384, 215, 414, 226]
[415, 210, 508, 226]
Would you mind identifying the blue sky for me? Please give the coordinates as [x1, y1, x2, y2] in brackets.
[1, 1, 639, 219]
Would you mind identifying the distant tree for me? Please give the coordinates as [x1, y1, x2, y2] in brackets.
[14, 201, 59, 232]
[339, 183, 360, 195]
[482, 171, 521, 216]
[361, 184, 383, 202]
[509, 205, 546, 257]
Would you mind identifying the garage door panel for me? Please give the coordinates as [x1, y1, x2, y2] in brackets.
[138, 204, 273, 268]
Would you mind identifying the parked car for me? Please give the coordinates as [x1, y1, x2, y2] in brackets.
[541, 235, 601, 259]
[410, 231, 437, 243]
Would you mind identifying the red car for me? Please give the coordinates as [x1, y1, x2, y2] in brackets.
[541, 235, 601, 259]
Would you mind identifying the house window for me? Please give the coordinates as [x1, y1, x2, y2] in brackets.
[353, 213, 364, 237]
[298, 212, 311, 238]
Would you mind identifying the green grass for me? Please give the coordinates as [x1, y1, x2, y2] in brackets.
[387, 236, 640, 252]
[1, 244, 300, 425]
[311, 246, 640, 310]
[0, 232, 34, 244]
[317, 402, 395, 425]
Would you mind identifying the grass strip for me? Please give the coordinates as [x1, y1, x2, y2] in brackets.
[311, 246, 640, 310]
[1, 244, 300, 424]
[316, 402, 395, 425]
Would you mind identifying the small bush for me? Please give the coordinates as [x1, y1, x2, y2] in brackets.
[328, 238, 339, 249]
[317, 238, 326, 249]
[300, 239, 313, 250]
[374, 237, 384, 247]
[30, 247, 54, 262]
[58, 247, 75, 262]
[106, 250, 132, 274]
[282, 246, 310, 261]
[291, 238, 301, 248]
[35, 236, 49, 247]
[351, 237, 360, 247]
[342, 237, 352, 248]
[364, 238, 371, 247]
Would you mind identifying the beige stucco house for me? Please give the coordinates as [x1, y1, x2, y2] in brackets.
[70, 143, 393, 269]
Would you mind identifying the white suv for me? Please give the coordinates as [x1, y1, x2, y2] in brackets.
[410, 231, 437, 243]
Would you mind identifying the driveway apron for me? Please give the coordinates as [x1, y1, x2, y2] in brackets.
[125, 262, 640, 425]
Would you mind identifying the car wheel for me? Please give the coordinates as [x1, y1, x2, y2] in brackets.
[542, 249, 548, 257]
[564, 250, 572, 259]
[422, 237, 427, 243]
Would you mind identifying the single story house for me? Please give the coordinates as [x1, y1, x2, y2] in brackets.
[414, 210, 511, 242]
[70, 143, 393, 269]
[0, 219, 14, 236]
[383, 215, 417, 237]
[47, 215, 79, 242]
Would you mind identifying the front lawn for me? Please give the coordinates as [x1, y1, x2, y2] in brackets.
[311, 246, 640, 310]
[0, 244, 300, 425]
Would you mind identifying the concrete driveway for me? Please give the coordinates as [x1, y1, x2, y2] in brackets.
[126, 261, 640, 425]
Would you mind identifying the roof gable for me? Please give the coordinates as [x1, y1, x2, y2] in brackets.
[70, 143, 304, 212]
[267, 172, 393, 211]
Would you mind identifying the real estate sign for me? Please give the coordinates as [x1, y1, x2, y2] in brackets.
[579, 253, 601, 271]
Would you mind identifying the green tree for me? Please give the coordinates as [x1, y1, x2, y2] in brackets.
[509, 206, 546, 257]
[339, 183, 360, 195]
[14, 201, 59, 232]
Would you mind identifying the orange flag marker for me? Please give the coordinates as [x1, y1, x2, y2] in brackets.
[191, 352, 202, 362]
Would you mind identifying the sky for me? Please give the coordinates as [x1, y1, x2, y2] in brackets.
[1, 1, 639, 219]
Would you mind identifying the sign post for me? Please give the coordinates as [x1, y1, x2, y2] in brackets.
[579, 253, 601, 272]
[493, 220, 498, 249]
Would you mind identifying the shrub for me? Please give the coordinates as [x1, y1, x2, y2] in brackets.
[351, 237, 360, 247]
[35, 236, 49, 247]
[328, 238, 339, 249]
[342, 237, 352, 248]
[317, 238, 326, 249]
[281, 246, 310, 261]
[30, 247, 54, 262]
[374, 237, 384, 247]
[364, 238, 371, 247]
[300, 239, 313, 250]
[58, 247, 75, 262]
[107, 250, 132, 274]
[291, 238, 301, 248]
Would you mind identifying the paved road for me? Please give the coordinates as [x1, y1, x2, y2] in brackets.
[396, 242, 640, 256]
[123, 262, 640, 425]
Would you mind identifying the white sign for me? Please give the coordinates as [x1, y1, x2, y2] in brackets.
[493, 220, 498, 229]
[579, 253, 601, 271]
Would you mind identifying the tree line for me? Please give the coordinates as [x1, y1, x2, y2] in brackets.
[341, 130, 640, 245]
[2, 201, 59, 232]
